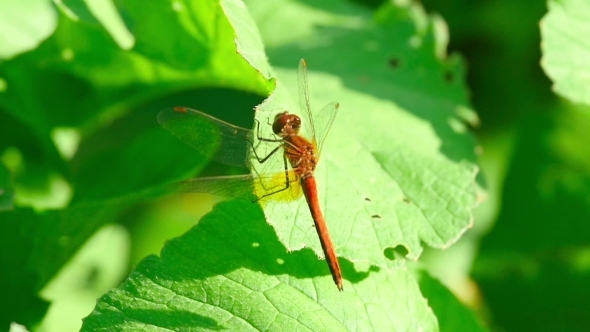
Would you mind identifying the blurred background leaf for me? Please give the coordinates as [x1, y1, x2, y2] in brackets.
[417, 270, 488, 332]
[0, 0, 269, 329]
[541, 0, 590, 106]
[0, 0, 57, 59]
[422, 0, 590, 331]
[472, 107, 590, 331]
[0, 163, 14, 210]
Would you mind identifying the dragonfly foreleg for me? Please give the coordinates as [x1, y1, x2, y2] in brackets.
[254, 117, 282, 143]
[253, 152, 293, 202]
[247, 117, 284, 164]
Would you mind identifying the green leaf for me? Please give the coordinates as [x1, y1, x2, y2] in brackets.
[55, 0, 272, 201]
[0, 209, 50, 329]
[0, 0, 270, 164]
[0, 201, 132, 328]
[0, 0, 57, 59]
[0, 201, 132, 289]
[248, 0, 480, 268]
[417, 271, 488, 332]
[70, 105, 210, 201]
[82, 200, 440, 331]
[541, 0, 590, 106]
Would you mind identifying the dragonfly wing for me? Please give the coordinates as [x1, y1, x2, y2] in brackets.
[172, 174, 258, 201]
[298, 59, 317, 143]
[158, 107, 251, 168]
[297, 59, 339, 154]
[313, 102, 339, 155]
[170, 171, 303, 203]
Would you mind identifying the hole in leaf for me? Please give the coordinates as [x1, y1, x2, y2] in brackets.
[383, 245, 409, 260]
[83, 266, 101, 289]
[444, 71, 454, 83]
[383, 247, 396, 260]
[388, 57, 400, 68]
[393, 245, 409, 256]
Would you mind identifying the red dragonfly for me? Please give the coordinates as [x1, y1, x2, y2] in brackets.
[158, 59, 342, 290]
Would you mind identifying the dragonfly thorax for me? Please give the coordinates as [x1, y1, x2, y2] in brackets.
[283, 135, 317, 179]
[273, 112, 301, 137]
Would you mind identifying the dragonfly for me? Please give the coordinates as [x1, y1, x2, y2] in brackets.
[158, 59, 342, 291]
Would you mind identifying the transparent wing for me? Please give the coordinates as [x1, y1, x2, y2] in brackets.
[298, 59, 316, 144]
[173, 174, 258, 200]
[158, 107, 251, 168]
[297, 59, 339, 154]
[170, 171, 303, 203]
[313, 102, 339, 155]
[159, 106, 303, 202]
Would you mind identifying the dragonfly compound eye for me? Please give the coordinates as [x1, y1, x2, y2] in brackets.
[272, 112, 291, 135]
[290, 115, 301, 130]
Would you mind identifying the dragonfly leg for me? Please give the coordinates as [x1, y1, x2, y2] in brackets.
[247, 117, 284, 164]
[254, 117, 282, 143]
[248, 140, 282, 164]
[248, 117, 295, 202]
[253, 153, 293, 202]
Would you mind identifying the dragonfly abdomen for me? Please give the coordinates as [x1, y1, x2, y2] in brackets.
[300, 176, 343, 291]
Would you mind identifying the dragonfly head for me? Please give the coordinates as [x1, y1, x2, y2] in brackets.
[273, 112, 301, 137]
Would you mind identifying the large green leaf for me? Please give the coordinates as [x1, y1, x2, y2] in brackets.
[541, 0, 590, 106]
[82, 200, 439, 331]
[246, 0, 480, 269]
[82, 0, 481, 329]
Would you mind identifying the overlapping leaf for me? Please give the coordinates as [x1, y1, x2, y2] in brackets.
[541, 0, 590, 106]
